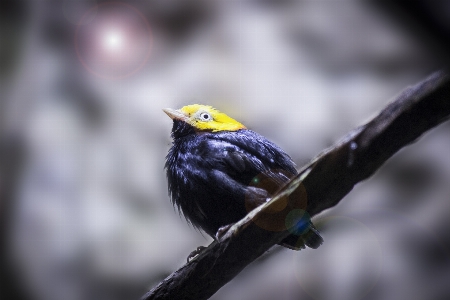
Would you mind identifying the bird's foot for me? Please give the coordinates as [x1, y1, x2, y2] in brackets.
[215, 223, 233, 241]
[187, 246, 207, 263]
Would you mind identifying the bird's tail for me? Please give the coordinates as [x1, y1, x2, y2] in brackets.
[280, 222, 323, 250]
[303, 224, 323, 249]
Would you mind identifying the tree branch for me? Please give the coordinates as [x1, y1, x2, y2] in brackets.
[142, 71, 450, 300]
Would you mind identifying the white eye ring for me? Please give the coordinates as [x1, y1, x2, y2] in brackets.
[199, 112, 212, 121]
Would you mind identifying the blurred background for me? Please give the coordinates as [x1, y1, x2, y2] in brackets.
[0, 1, 449, 300]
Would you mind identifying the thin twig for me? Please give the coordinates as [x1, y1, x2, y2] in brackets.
[142, 71, 450, 300]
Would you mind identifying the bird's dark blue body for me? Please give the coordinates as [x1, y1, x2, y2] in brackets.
[165, 120, 297, 236]
[165, 112, 323, 250]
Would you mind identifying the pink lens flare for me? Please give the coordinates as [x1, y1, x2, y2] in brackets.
[75, 2, 152, 80]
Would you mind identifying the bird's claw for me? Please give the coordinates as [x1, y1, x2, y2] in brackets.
[187, 246, 207, 263]
[215, 223, 233, 241]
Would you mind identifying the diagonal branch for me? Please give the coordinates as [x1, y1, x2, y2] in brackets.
[142, 71, 450, 300]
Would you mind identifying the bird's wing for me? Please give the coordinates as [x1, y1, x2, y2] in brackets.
[215, 129, 298, 175]
[202, 136, 295, 209]
[199, 133, 323, 250]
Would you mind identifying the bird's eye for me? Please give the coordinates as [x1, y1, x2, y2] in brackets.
[199, 112, 212, 121]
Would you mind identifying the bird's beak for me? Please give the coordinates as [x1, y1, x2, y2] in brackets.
[163, 108, 189, 121]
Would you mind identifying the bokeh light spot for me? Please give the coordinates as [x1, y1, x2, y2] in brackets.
[103, 30, 124, 52]
[74, 2, 152, 79]
[245, 170, 308, 232]
[285, 209, 310, 236]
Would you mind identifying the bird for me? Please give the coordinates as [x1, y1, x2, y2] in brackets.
[163, 104, 323, 253]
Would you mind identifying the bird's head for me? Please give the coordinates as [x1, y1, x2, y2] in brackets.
[163, 104, 246, 133]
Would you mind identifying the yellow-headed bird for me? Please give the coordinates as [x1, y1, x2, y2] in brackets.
[164, 104, 322, 251]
